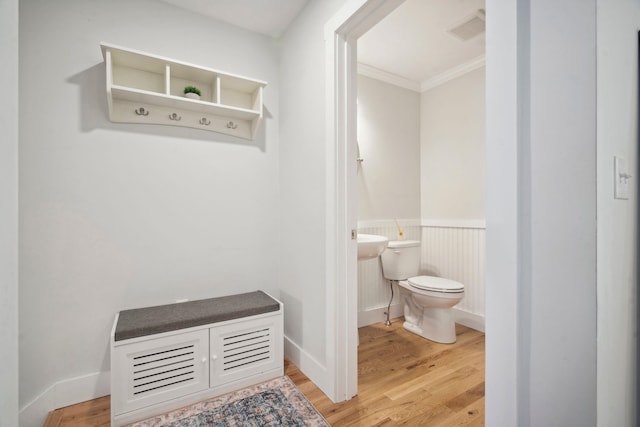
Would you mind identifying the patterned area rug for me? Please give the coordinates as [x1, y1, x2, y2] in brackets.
[126, 376, 330, 427]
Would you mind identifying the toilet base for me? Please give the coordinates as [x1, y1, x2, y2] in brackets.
[397, 280, 463, 344]
[402, 300, 456, 344]
[402, 307, 457, 344]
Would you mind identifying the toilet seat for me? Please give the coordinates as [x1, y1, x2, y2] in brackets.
[407, 275, 464, 293]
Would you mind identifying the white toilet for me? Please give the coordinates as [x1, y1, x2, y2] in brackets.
[380, 240, 464, 344]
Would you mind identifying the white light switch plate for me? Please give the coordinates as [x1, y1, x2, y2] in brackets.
[614, 156, 630, 200]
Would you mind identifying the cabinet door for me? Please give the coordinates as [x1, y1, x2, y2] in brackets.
[210, 314, 282, 387]
[112, 329, 209, 416]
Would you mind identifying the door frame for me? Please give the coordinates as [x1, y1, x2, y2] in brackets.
[324, 1, 521, 425]
[324, 0, 407, 401]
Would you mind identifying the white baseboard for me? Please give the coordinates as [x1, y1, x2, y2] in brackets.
[21, 340, 333, 427]
[19, 317, 482, 427]
[19, 371, 109, 427]
[54, 371, 110, 409]
[453, 308, 485, 332]
[357, 303, 403, 328]
[283, 335, 331, 398]
[359, 305, 485, 333]
[19, 385, 54, 427]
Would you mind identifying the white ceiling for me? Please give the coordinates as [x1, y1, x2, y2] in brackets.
[160, 0, 485, 86]
[160, 0, 309, 38]
[358, 0, 486, 85]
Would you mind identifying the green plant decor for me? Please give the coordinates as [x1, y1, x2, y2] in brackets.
[183, 85, 202, 96]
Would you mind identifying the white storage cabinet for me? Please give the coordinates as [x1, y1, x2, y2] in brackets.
[110, 291, 283, 426]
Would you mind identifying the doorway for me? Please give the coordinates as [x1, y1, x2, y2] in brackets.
[325, 0, 520, 424]
[355, 0, 487, 338]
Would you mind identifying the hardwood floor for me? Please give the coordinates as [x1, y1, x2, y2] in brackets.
[44, 320, 484, 426]
[43, 395, 110, 427]
[292, 321, 485, 426]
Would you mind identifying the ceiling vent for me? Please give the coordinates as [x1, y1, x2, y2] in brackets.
[446, 9, 486, 41]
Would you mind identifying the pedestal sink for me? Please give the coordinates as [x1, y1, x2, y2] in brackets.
[357, 234, 389, 260]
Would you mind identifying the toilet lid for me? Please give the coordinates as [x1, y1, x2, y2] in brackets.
[407, 276, 464, 293]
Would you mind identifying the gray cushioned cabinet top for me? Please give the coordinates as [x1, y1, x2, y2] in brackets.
[114, 290, 280, 341]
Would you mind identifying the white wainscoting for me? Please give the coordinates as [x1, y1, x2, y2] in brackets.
[420, 221, 486, 331]
[357, 220, 421, 327]
[357, 219, 485, 331]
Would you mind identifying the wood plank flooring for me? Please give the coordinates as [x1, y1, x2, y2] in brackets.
[44, 320, 484, 426]
[43, 395, 110, 427]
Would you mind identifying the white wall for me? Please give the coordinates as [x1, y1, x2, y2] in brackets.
[15, 1, 627, 426]
[596, 0, 640, 425]
[277, 0, 349, 391]
[0, 0, 19, 425]
[525, 1, 597, 423]
[421, 67, 485, 220]
[19, 0, 279, 424]
[488, 0, 599, 423]
[355, 71, 485, 330]
[486, 0, 597, 425]
[357, 74, 421, 221]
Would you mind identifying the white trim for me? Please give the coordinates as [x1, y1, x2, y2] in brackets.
[357, 62, 421, 92]
[54, 371, 110, 409]
[0, 0, 19, 425]
[357, 218, 421, 229]
[420, 219, 487, 229]
[484, 0, 519, 424]
[19, 371, 109, 427]
[453, 308, 486, 332]
[358, 303, 403, 328]
[331, 1, 519, 424]
[421, 55, 486, 92]
[358, 55, 486, 94]
[19, 386, 54, 427]
[324, 2, 355, 404]
[325, 0, 407, 403]
[283, 335, 330, 393]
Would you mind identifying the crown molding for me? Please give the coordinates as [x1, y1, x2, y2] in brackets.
[357, 55, 486, 94]
[357, 62, 421, 92]
[421, 55, 486, 92]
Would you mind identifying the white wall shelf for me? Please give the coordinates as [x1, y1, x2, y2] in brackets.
[100, 43, 267, 140]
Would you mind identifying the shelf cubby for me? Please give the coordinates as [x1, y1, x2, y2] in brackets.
[101, 43, 267, 140]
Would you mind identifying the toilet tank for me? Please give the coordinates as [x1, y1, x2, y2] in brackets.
[380, 240, 421, 280]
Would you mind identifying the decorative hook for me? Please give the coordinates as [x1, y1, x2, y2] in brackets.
[134, 107, 149, 116]
[169, 113, 181, 121]
[226, 121, 238, 129]
[199, 118, 211, 126]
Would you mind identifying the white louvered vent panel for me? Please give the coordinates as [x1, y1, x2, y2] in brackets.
[112, 329, 209, 415]
[222, 328, 271, 371]
[131, 344, 197, 397]
[210, 315, 282, 388]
